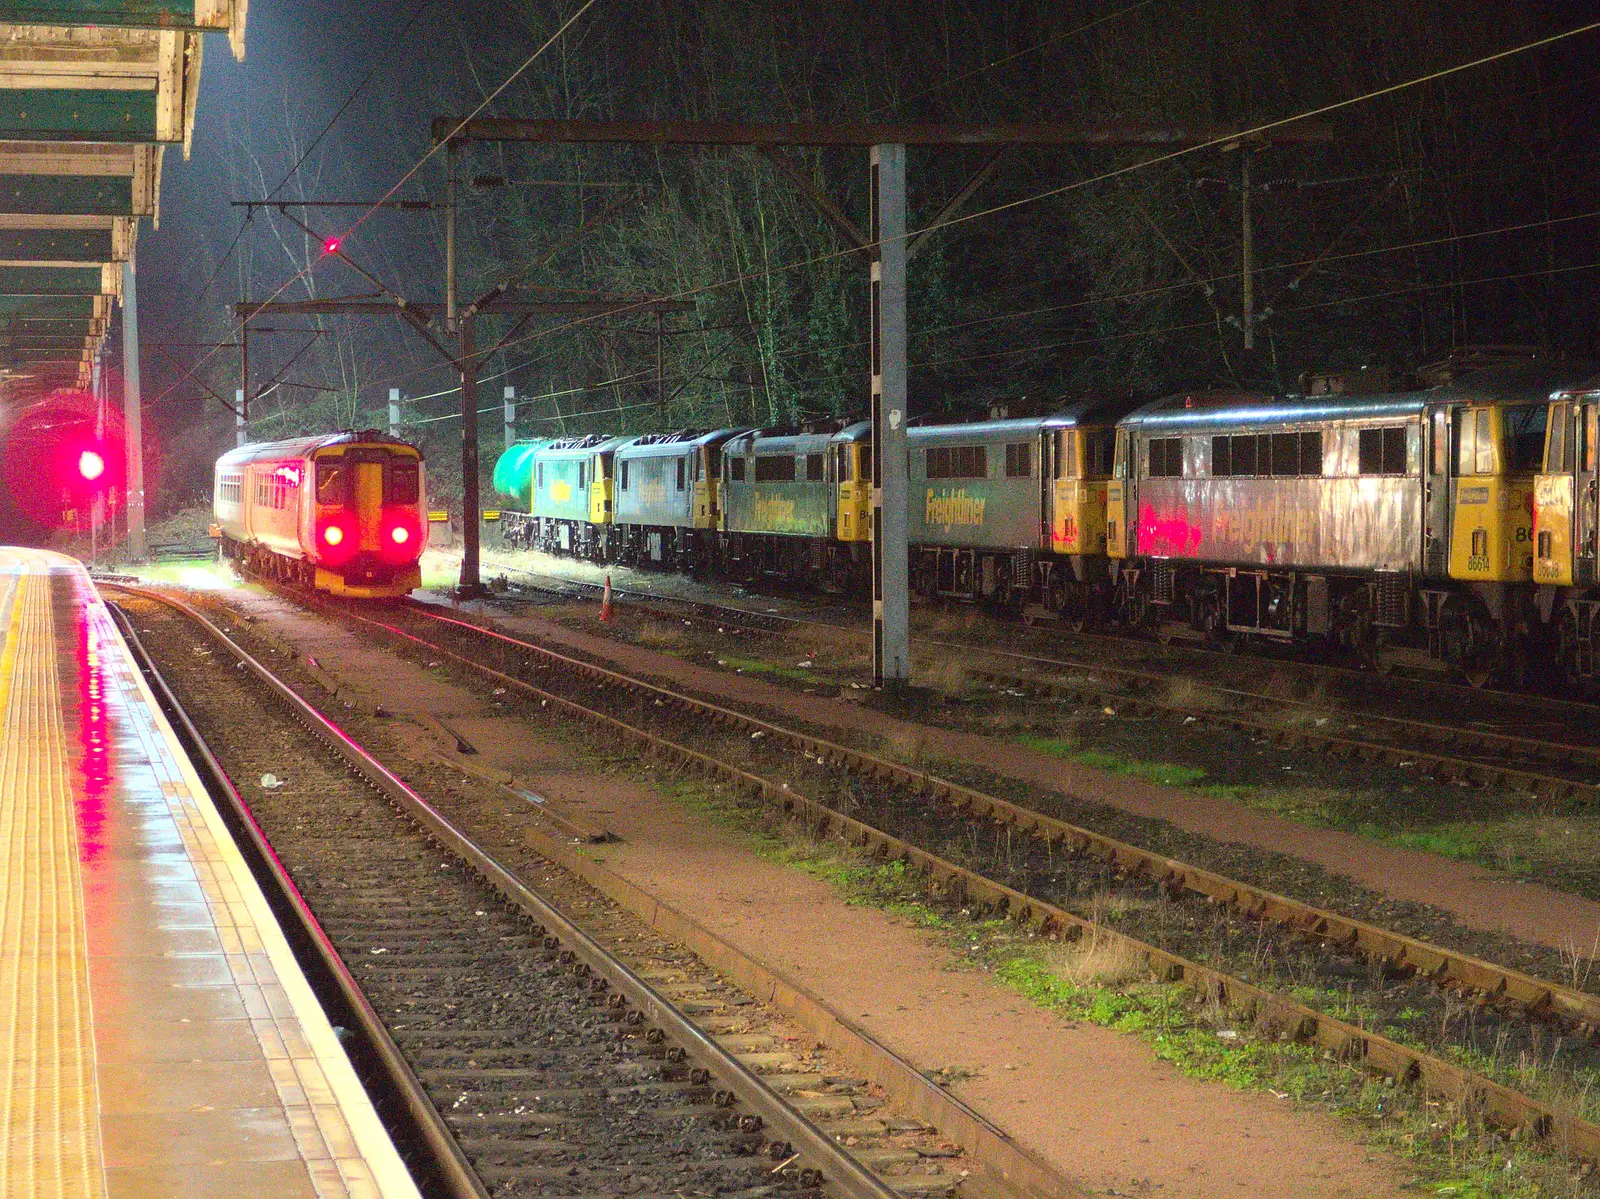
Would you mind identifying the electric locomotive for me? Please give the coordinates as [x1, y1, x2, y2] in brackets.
[1108, 360, 1591, 683]
[213, 430, 426, 598]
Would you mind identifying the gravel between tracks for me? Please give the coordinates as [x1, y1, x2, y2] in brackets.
[124, 597, 838, 1199]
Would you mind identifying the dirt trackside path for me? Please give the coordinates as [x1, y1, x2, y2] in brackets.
[220, 588, 1413, 1199]
[457, 598, 1600, 958]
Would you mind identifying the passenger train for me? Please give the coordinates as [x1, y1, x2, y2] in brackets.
[213, 430, 427, 599]
[478, 350, 1600, 686]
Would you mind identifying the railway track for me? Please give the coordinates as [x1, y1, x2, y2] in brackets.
[236, 583, 1600, 1169]
[477, 559, 1600, 808]
[107, 585, 1068, 1199]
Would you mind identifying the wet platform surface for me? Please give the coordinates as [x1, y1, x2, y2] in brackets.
[0, 548, 420, 1199]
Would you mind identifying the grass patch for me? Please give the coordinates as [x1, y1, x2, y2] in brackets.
[1016, 733, 1209, 787]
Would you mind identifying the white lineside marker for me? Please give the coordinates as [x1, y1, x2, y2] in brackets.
[600, 574, 614, 623]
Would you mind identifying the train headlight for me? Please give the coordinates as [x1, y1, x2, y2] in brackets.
[391, 525, 409, 545]
[323, 525, 344, 546]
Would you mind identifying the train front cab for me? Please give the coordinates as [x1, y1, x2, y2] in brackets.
[1533, 388, 1600, 679]
[1038, 414, 1117, 626]
[311, 442, 425, 597]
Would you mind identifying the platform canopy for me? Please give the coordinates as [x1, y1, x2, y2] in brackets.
[0, 4, 245, 390]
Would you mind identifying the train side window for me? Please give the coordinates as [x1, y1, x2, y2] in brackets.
[1359, 427, 1407, 476]
[806, 453, 825, 481]
[676, 458, 685, 490]
[835, 445, 852, 481]
[1004, 442, 1031, 478]
[387, 462, 419, 504]
[1230, 434, 1257, 476]
[620, 460, 630, 490]
[1271, 432, 1300, 476]
[755, 455, 795, 482]
[1211, 435, 1231, 477]
[1055, 430, 1073, 479]
[1148, 437, 1183, 477]
[537, 463, 545, 490]
[1300, 431, 1324, 476]
[729, 457, 744, 482]
[577, 462, 586, 491]
[1588, 407, 1598, 473]
[1474, 409, 1494, 474]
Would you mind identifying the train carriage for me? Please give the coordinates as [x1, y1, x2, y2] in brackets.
[613, 429, 742, 573]
[1530, 377, 1600, 680]
[492, 439, 549, 547]
[907, 403, 1124, 617]
[718, 422, 871, 590]
[213, 430, 425, 598]
[529, 434, 625, 560]
[1109, 362, 1582, 681]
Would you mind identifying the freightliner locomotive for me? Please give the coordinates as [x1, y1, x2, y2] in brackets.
[478, 352, 1600, 686]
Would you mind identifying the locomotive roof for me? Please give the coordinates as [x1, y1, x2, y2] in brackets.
[907, 404, 1115, 445]
[724, 428, 836, 454]
[615, 428, 746, 458]
[217, 429, 420, 470]
[1126, 361, 1600, 432]
[535, 434, 628, 457]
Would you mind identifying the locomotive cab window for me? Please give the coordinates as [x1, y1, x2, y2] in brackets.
[1055, 430, 1075, 479]
[1505, 404, 1548, 472]
[1359, 427, 1407, 476]
[835, 445, 853, 481]
[806, 452, 825, 481]
[729, 456, 745, 482]
[1085, 431, 1114, 478]
[387, 461, 419, 504]
[316, 462, 343, 504]
[1546, 402, 1575, 473]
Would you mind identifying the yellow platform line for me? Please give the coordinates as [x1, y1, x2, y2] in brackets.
[0, 570, 107, 1199]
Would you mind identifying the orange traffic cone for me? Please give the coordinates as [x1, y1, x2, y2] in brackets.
[599, 574, 614, 623]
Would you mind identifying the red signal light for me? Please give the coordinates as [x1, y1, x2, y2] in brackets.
[78, 449, 106, 481]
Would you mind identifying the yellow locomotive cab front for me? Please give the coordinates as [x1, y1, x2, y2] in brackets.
[1448, 405, 1537, 584]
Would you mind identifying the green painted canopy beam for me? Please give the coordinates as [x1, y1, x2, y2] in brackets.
[0, 175, 134, 217]
[0, 229, 114, 262]
[0, 294, 95, 318]
[0, 266, 105, 296]
[0, 90, 162, 143]
[0, 1, 209, 27]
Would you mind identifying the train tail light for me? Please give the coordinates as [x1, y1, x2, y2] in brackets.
[379, 509, 423, 564]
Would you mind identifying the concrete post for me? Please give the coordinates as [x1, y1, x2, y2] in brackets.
[235, 388, 247, 447]
[870, 143, 910, 687]
[389, 387, 401, 438]
[503, 385, 516, 450]
[121, 258, 145, 559]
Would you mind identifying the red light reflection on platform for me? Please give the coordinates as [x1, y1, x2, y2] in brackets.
[73, 596, 113, 860]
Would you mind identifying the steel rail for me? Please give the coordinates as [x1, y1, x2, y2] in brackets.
[101, 585, 903, 1199]
[964, 664, 1600, 805]
[282, 591, 1600, 1163]
[382, 602, 1600, 1033]
[104, 599, 490, 1199]
[480, 565, 1600, 805]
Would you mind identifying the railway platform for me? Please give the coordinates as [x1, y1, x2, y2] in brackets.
[0, 548, 420, 1199]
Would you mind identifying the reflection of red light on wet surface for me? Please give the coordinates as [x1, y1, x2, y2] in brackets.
[73, 593, 113, 861]
[1137, 503, 1203, 555]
